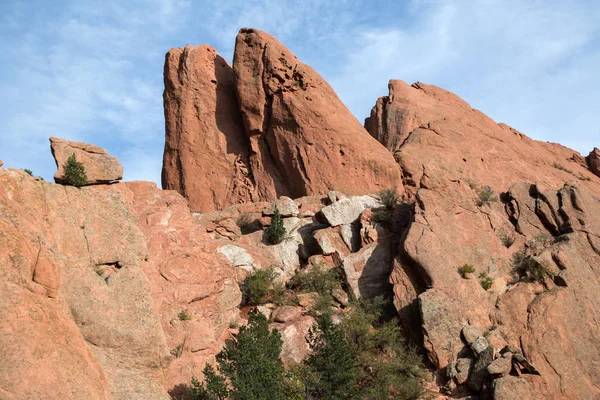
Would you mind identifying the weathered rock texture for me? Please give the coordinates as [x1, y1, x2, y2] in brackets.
[367, 80, 600, 399]
[587, 147, 600, 177]
[50, 137, 123, 184]
[162, 28, 402, 211]
[162, 45, 252, 212]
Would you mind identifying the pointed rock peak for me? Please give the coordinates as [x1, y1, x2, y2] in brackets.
[232, 27, 402, 199]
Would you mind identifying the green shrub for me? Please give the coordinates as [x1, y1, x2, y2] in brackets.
[476, 185, 498, 206]
[499, 231, 515, 248]
[289, 264, 343, 294]
[23, 169, 33, 176]
[458, 264, 475, 278]
[63, 153, 88, 187]
[511, 251, 553, 283]
[377, 187, 401, 210]
[236, 212, 254, 234]
[479, 273, 493, 290]
[340, 297, 425, 400]
[190, 311, 285, 400]
[370, 210, 391, 224]
[243, 266, 279, 305]
[178, 309, 192, 321]
[265, 206, 286, 244]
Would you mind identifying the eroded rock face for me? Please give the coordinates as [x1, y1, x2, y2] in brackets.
[0, 169, 167, 400]
[587, 147, 600, 177]
[162, 45, 253, 212]
[50, 137, 123, 184]
[368, 80, 600, 399]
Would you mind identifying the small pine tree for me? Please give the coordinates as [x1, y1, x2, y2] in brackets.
[63, 153, 87, 187]
[23, 169, 33, 176]
[189, 364, 229, 400]
[305, 314, 358, 400]
[190, 311, 285, 400]
[265, 206, 286, 245]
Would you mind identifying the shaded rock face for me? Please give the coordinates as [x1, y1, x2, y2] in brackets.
[50, 137, 123, 184]
[162, 45, 253, 212]
[368, 80, 600, 399]
[587, 147, 600, 177]
[162, 28, 402, 211]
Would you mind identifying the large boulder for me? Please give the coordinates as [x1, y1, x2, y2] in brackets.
[162, 45, 253, 212]
[232, 28, 402, 199]
[50, 137, 123, 184]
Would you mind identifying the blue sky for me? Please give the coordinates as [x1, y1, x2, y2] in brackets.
[1, 0, 599, 184]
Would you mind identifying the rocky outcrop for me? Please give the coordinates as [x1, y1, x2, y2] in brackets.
[162, 45, 253, 212]
[368, 80, 600, 399]
[162, 28, 402, 211]
[0, 169, 167, 400]
[587, 147, 600, 177]
[50, 137, 123, 184]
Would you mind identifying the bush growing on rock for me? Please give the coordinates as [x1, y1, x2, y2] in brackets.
[289, 264, 343, 294]
[190, 311, 285, 400]
[511, 251, 553, 283]
[236, 212, 255, 234]
[23, 169, 33, 176]
[63, 153, 88, 187]
[370, 210, 391, 224]
[265, 206, 286, 244]
[242, 266, 280, 305]
[377, 187, 401, 210]
[479, 273, 493, 290]
[476, 185, 498, 206]
[458, 264, 475, 278]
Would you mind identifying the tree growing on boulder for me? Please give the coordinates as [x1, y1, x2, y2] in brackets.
[63, 153, 87, 187]
[265, 206, 286, 244]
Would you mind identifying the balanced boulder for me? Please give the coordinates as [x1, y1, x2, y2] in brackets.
[50, 137, 122, 184]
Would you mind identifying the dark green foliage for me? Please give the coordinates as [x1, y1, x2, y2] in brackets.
[63, 153, 87, 187]
[511, 251, 553, 283]
[289, 264, 343, 294]
[23, 169, 33, 176]
[266, 206, 286, 244]
[340, 298, 425, 400]
[479, 273, 493, 290]
[190, 312, 284, 400]
[189, 364, 229, 400]
[370, 210, 391, 224]
[458, 264, 475, 278]
[305, 314, 358, 400]
[302, 297, 425, 399]
[476, 185, 498, 206]
[242, 266, 280, 305]
[178, 309, 192, 321]
[377, 187, 401, 210]
[217, 311, 285, 400]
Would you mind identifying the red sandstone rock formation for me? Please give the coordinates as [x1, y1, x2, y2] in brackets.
[162, 45, 254, 212]
[587, 147, 600, 176]
[50, 136, 123, 184]
[162, 28, 402, 211]
[367, 80, 600, 399]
